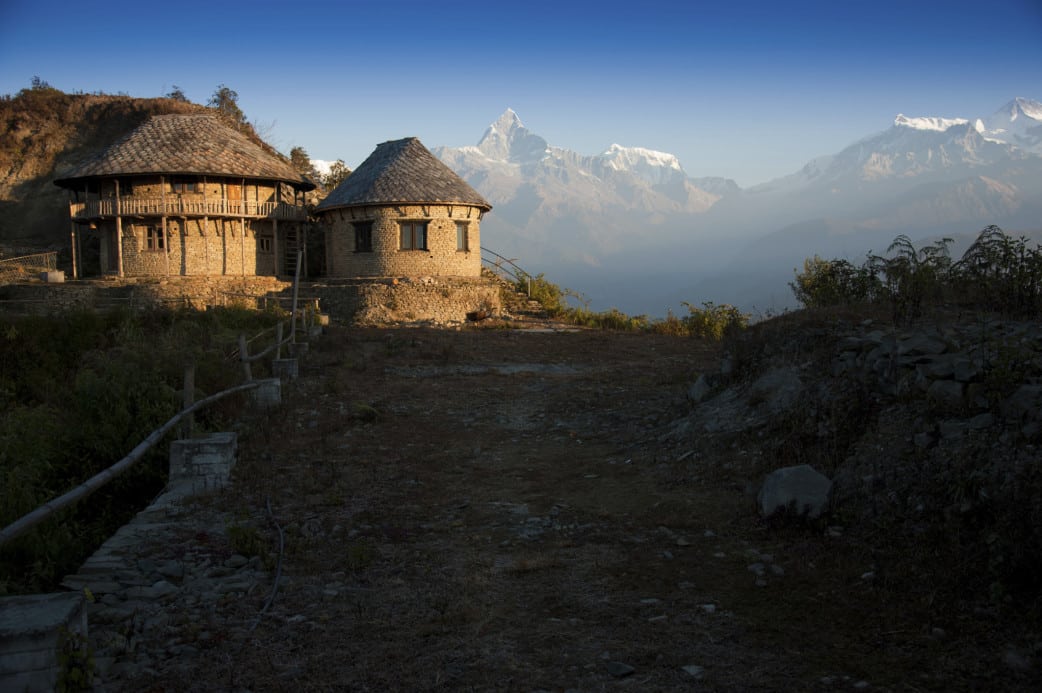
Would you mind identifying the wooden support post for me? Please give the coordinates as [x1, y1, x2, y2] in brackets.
[182, 363, 195, 439]
[69, 221, 78, 279]
[275, 322, 283, 360]
[114, 179, 124, 277]
[239, 334, 252, 381]
[290, 251, 302, 343]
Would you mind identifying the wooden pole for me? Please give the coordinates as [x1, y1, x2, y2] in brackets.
[239, 333, 252, 381]
[275, 322, 283, 360]
[69, 220, 78, 280]
[0, 380, 261, 548]
[290, 251, 302, 343]
[115, 179, 124, 277]
[181, 363, 195, 439]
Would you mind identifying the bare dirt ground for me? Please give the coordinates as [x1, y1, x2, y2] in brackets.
[123, 322, 1039, 692]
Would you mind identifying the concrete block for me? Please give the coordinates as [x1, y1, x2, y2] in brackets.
[169, 432, 237, 493]
[272, 358, 299, 380]
[0, 593, 87, 692]
[250, 378, 281, 408]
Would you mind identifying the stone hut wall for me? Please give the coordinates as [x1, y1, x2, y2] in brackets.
[95, 218, 277, 278]
[0, 276, 291, 314]
[306, 277, 501, 325]
[323, 204, 482, 278]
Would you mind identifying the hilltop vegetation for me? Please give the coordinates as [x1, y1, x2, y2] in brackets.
[0, 80, 330, 257]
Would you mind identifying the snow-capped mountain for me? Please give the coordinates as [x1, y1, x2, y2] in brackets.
[433, 102, 1041, 316]
[979, 97, 1042, 155]
[433, 109, 725, 268]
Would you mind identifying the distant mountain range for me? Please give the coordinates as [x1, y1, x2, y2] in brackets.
[433, 99, 1042, 315]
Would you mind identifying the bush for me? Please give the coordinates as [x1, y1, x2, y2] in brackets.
[791, 227, 1042, 321]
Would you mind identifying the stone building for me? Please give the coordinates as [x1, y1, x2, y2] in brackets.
[54, 114, 315, 279]
[315, 137, 492, 278]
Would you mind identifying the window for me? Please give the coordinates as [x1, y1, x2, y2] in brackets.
[456, 222, 469, 251]
[354, 221, 373, 253]
[119, 179, 134, 196]
[258, 237, 273, 253]
[145, 226, 164, 251]
[171, 177, 197, 194]
[399, 221, 427, 250]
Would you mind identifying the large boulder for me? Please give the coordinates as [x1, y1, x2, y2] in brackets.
[758, 464, 832, 519]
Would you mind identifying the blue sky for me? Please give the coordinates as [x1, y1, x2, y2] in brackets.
[1, 0, 1040, 186]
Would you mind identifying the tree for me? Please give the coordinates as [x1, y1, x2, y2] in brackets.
[324, 160, 351, 190]
[289, 146, 318, 180]
[208, 84, 246, 126]
[165, 85, 187, 102]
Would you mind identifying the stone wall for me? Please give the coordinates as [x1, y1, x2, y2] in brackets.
[92, 217, 300, 279]
[305, 276, 501, 325]
[0, 276, 291, 313]
[322, 204, 482, 278]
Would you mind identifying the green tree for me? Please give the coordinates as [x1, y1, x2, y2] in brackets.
[165, 85, 187, 102]
[323, 160, 351, 190]
[208, 83, 246, 126]
[289, 146, 319, 180]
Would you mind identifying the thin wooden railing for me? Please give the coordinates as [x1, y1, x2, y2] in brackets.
[481, 247, 532, 296]
[0, 252, 315, 547]
[70, 198, 307, 221]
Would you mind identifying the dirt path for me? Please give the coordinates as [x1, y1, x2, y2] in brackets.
[110, 325, 1036, 691]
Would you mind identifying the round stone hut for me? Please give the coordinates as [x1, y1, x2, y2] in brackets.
[315, 137, 492, 278]
[54, 114, 315, 279]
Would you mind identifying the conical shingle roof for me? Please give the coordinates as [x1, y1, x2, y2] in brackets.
[316, 137, 491, 212]
[54, 114, 315, 190]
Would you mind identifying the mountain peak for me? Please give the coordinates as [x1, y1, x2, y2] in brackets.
[893, 113, 969, 132]
[476, 108, 548, 163]
[1002, 97, 1042, 121]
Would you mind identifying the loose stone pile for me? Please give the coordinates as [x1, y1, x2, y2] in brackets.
[60, 484, 272, 686]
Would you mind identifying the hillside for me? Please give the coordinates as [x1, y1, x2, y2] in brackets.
[53, 314, 1042, 690]
[0, 85, 297, 257]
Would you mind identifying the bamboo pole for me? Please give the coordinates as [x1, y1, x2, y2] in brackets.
[239, 333, 253, 381]
[0, 381, 261, 547]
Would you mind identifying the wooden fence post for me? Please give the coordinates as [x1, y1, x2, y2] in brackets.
[239, 334, 252, 381]
[182, 363, 195, 439]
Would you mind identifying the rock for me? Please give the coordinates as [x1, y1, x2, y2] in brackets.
[758, 464, 832, 518]
[605, 661, 635, 677]
[898, 334, 948, 357]
[748, 368, 803, 414]
[688, 374, 713, 403]
[681, 664, 705, 679]
[927, 379, 964, 409]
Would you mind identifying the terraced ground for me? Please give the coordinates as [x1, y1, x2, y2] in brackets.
[98, 322, 1038, 691]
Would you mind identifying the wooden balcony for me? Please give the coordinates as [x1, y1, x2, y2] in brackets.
[70, 198, 308, 222]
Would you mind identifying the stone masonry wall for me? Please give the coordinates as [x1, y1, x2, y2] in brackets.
[305, 276, 501, 325]
[0, 276, 291, 313]
[96, 218, 280, 278]
[323, 204, 482, 278]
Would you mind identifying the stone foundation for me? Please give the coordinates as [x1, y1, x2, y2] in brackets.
[304, 276, 502, 325]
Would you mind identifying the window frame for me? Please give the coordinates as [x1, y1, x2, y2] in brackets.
[145, 225, 165, 252]
[399, 221, 428, 251]
[171, 177, 198, 194]
[354, 221, 373, 253]
[258, 236, 273, 254]
[455, 221, 469, 252]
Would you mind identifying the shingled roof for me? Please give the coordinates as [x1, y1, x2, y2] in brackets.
[54, 114, 315, 190]
[316, 137, 491, 212]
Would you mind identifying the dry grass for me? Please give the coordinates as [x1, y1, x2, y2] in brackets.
[123, 321, 1040, 692]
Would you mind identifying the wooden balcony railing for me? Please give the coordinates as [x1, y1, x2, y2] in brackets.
[70, 198, 308, 221]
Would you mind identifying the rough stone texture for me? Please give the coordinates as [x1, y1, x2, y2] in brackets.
[758, 464, 833, 518]
[323, 204, 483, 277]
[0, 592, 87, 693]
[0, 275, 291, 313]
[168, 432, 238, 495]
[306, 276, 502, 325]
